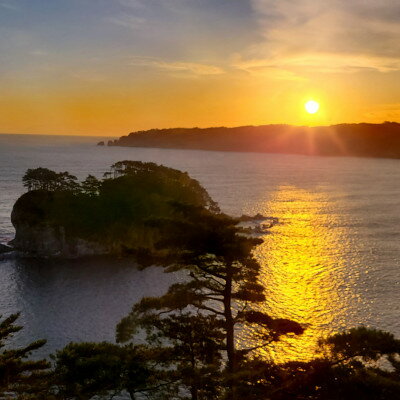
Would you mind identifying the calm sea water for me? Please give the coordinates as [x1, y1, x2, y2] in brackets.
[1, 133, 400, 361]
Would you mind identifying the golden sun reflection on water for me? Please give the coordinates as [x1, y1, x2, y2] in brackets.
[241, 185, 359, 364]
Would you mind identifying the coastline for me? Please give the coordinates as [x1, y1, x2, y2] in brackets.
[104, 122, 400, 160]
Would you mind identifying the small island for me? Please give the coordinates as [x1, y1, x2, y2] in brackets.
[106, 122, 400, 159]
[10, 161, 220, 258]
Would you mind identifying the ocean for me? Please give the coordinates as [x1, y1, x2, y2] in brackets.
[1, 133, 400, 362]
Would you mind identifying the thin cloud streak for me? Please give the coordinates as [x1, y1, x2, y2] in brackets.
[0, 2, 19, 11]
[106, 15, 146, 29]
[129, 57, 224, 76]
[234, 53, 400, 75]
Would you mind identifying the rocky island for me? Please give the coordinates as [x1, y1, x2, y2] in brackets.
[10, 161, 220, 258]
[106, 122, 400, 159]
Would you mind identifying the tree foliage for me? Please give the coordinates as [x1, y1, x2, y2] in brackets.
[117, 209, 304, 399]
[22, 168, 79, 192]
[0, 313, 51, 399]
[80, 174, 101, 196]
[232, 327, 400, 400]
[53, 342, 151, 400]
[15, 162, 219, 255]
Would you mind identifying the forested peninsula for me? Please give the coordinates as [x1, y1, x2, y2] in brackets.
[106, 122, 400, 159]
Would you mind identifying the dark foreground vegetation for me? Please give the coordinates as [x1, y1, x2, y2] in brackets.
[107, 122, 400, 159]
[3, 161, 400, 399]
[2, 313, 400, 400]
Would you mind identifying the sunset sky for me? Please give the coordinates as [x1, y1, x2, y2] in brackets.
[1, 0, 400, 136]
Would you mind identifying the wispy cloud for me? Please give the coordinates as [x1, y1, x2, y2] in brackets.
[117, 0, 146, 9]
[0, 1, 19, 11]
[247, 0, 400, 74]
[70, 71, 107, 83]
[232, 56, 306, 81]
[106, 14, 146, 29]
[118, 0, 187, 13]
[234, 52, 400, 75]
[29, 49, 48, 57]
[129, 56, 224, 76]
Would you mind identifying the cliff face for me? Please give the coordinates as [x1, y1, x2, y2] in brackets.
[11, 191, 111, 258]
[11, 223, 109, 258]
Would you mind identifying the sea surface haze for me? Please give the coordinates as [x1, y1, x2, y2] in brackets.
[0, 133, 400, 361]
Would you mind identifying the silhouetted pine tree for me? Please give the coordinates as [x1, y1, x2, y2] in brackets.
[234, 327, 400, 400]
[0, 313, 51, 399]
[80, 174, 101, 196]
[53, 342, 151, 400]
[117, 209, 304, 399]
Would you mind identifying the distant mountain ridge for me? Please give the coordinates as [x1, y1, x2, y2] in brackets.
[106, 122, 400, 159]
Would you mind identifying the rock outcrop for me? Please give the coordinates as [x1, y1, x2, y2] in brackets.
[11, 223, 109, 258]
[10, 190, 113, 258]
[11, 161, 220, 259]
[0, 243, 13, 254]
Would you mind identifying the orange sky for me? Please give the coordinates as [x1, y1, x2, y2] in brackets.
[1, 0, 399, 136]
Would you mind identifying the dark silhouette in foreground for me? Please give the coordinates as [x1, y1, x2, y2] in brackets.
[0, 314, 51, 399]
[2, 316, 400, 399]
[116, 204, 304, 399]
[4, 162, 400, 399]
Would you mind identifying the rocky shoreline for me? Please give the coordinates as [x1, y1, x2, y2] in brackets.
[10, 228, 111, 259]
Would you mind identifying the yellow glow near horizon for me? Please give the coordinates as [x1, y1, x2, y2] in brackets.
[0, 74, 397, 136]
[305, 100, 320, 114]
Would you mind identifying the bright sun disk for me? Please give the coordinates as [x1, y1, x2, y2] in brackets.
[305, 100, 320, 114]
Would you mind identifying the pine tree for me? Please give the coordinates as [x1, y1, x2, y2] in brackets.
[53, 341, 151, 400]
[81, 174, 101, 196]
[22, 168, 79, 193]
[118, 311, 224, 399]
[236, 327, 400, 399]
[117, 209, 304, 399]
[22, 168, 59, 191]
[0, 313, 51, 399]
[56, 171, 79, 193]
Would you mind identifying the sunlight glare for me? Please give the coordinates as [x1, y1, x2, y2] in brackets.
[305, 100, 320, 114]
[239, 186, 357, 363]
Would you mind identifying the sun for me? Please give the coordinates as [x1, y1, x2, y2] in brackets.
[305, 100, 320, 114]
